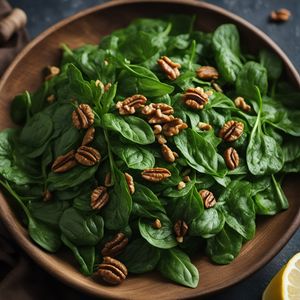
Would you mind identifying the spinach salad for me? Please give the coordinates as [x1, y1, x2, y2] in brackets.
[1, 15, 300, 288]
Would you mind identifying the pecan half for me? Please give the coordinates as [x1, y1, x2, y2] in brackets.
[234, 96, 251, 112]
[124, 172, 135, 194]
[270, 8, 291, 22]
[52, 150, 77, 173]
[182, 87, 209, 110]
[72, 104, 94, 129]
[101, 233, 129, 257]
[199, 189, 216, 209]
[75, 146, 101, 166]
[91, 186, 109, 210]
[96, 256, 128, 285]
[219, 120, 244, 142]
[116, 94, 147, 115]
[196, 66, 219, 81]
[141, 167, 171, 182]
[162, 118, 188, 137]
[82, 127, 95, 146]
[157, 56, 181, 80]
[224, 147, 239, 170]
[174, 220, 188, 243]
[45, 66, 60, 81]
[198, 122, 212, 131]
[152, 219, 162, 229]
[161, 144, 178, 163]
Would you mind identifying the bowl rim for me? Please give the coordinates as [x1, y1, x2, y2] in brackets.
[0, 0, 299, 298]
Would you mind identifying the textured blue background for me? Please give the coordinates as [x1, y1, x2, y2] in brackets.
[8, 0, 300, 299]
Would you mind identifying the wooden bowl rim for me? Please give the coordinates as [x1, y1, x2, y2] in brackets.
[0, 0, 299, 298]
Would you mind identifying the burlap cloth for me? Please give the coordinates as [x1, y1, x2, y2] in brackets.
[0, 1, 96, 299]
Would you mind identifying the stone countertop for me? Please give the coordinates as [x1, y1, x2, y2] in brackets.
[7, 0, 300, 299]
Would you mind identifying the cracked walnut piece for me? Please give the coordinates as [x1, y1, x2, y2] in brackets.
[196, 66, 219, 81]
[141, 167, 171, 182]
[96, 256, 128, 285]
[182, 87, 209, 110]
[72, 104, 94, 129]
[45, 66, 60, 81]
[161, 144, 178, 163]
[116, 94, 147, 115]
[142, 103, 174, 124]
[157, 56, 181, 80]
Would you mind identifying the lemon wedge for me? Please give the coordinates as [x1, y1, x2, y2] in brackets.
[263, 252, 300, 300]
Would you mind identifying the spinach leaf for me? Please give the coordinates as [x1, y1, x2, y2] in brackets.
[236, 61, 268, 98]
[102, 113, 155, 145]
[103, 168, 132, 230]
[212, 24, 242, 83]
[111, 142, 155, 170]
[29, 218, 61, 252]
[259, 49, 282, 81]
[206, 224, 243, 264]
[0, 129, 36, 185]
[28, 200, 69, 227]
[246, 88, 283, 175]
[190, 208, 225, 238]
[59, 207, 104, 246]
[118, 238, 160, 274]
[174, 128, 226, 178]
[10, 91, 31, 125]
[158, 248, 199, 288]
[61, 235, 95, 276]
[47, 165, 98, 191]
[139, 213, 177, 249]
[218, 181, 255, 240]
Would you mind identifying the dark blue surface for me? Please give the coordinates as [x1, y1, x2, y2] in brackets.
[8, 0, 300, 299]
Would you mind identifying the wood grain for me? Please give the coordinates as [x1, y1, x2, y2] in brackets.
[0, 0, 299, 299]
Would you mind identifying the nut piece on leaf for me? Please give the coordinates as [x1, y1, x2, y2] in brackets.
[116, 94, 147, 115]
[101, 233, 129, 257]
[82, 127, 95, 146]
[72, 104, 94, 129]
[42, 190, 52, 202]
[95, 256, 128, 285]
[75, 146, 101, 166]
[142, 103, 174, 124]
[198, 122, 212, 131]
[199, 189, 217, 209]
[141, 167, 171, 182]
[174, 220, 188, 243]
[234, 97, 251, 112]
[124, 172, 135, 194]
[224, 147, 240, 170]
[157, 56, 181, 80]
[45, 66, 60, 81]
[161, 144, 178, 163]
[162, 118, 188, 137]
[51, 150, 77, 173]
[182, 87, 209, 110]
[152, 219, 162, 229]
[196, 66, 219, 81]
[219, 120, 244, 142]
[91, 186, 109, 210]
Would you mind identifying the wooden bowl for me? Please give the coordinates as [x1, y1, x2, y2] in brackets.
[0, 0, 299, 298]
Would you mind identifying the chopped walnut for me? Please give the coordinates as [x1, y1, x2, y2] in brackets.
[270, 8, 291, 22]
[157, 56, 181, 80]
[162, 118, 188, 137]
[234, 96, 251, 112]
